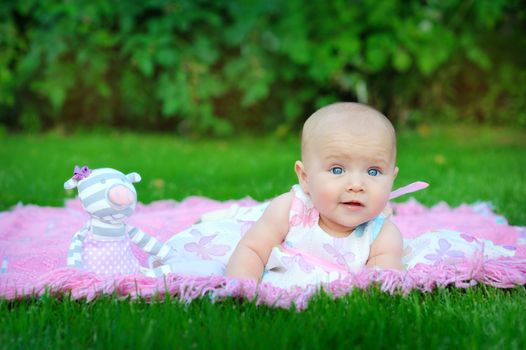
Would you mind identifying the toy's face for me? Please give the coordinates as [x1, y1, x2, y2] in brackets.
[76, 168, 138, 224]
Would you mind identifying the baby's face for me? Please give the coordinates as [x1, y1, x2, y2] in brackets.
[298, 116, 398, 236]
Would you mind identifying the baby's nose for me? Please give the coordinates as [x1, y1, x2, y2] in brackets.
[346, 174, 364, 192]
[108, 185, 135, 207]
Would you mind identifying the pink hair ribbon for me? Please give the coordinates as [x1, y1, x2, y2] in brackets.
[389, 181, 429, 200]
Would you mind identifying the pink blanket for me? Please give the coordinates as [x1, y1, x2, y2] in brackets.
[1, 197, 525, 308]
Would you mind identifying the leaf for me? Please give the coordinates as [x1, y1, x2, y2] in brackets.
[155, 48, 178, 67]
[48, 86, 66, 110]
[365, 34, 394, 72]
[416, 48, 436, 75]
[0, 67, 14, 105]
[135, 51, 154, 78]
[284, 100, 301, 121]
[241, 82, 268, 107]
[466, 46, 491, 70]
[393, 47, 412, 72]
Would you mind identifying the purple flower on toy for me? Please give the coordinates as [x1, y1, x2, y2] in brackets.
[424, 238, 465, 263]
[73, 165, 91, 181]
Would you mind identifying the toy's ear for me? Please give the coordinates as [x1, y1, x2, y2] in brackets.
[64, 178, 78, 190]
[126, 172, 141, 183]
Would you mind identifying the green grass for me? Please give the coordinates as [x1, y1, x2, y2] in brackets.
[2, 287, 525, 349]
[1, 125, 526, 349]
[1, 125, 525, 224]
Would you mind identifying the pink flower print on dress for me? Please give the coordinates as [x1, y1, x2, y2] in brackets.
[424, 238, 465, 264]
[323, 239, 355, 268]
[289, 199, 318, 228]
[282, 254, 315, 274]
[184, 233, 230, 260]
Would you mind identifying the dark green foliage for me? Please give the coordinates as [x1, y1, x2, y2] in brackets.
[1, 0, 525, 135]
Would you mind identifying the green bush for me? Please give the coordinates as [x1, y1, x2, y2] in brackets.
[0, 0, 525, 135]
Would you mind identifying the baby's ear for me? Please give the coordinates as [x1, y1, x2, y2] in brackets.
[126, 172, 141, 183]
[64, 178, 78, 190]
[294, 161, 309, 194]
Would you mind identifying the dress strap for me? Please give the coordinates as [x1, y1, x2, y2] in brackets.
[279, 242, 351, 276]
[369, 215, 386, 243]
[353, 214, 385, 243]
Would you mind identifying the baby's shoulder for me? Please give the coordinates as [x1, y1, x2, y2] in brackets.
[265, 192, 294, 216]
[370, 218, 403, 255]
[259, 192, 294, 230]
[376, 218, 402, 239]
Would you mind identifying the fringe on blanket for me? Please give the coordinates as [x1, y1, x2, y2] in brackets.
[2, 255, 525, 310]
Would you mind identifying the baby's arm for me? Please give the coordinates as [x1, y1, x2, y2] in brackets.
[225, 192, 292, 281]
[366, 219, 404, 270]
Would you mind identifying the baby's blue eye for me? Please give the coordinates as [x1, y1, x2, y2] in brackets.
[368, 168, 380, 176]
[330, 167, 344, 175]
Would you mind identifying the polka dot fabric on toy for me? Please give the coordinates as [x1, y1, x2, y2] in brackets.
[82, 233, 139, 275]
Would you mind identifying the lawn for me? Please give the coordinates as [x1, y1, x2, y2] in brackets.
[1, 125, 525, 349]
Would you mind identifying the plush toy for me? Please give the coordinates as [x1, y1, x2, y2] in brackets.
[64, 166, 176, 276]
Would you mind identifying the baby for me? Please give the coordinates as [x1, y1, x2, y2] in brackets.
[156, 102, 512, 287]
[225, 102, 403, 283]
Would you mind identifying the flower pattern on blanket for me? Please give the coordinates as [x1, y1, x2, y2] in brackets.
[402, 229, 515, 270]
[183, 229, 230, 260]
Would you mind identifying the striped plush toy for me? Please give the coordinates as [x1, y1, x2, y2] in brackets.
[64, 166, 176, 276]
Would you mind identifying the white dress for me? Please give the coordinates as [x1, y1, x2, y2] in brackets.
[158, 185, 384, 288]
[157, 185, 515, 288]
[263, 185, 385, 288]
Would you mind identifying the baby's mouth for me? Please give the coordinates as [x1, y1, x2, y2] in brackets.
[342, 200, 365, 208]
